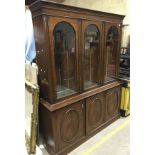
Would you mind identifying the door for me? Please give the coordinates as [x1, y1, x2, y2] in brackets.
[86, 93, 106, 135]
[82, 20, 103, 91]
[48, 17, 79, 100]
[54, 101, 85, 151]
[104, 23, 121, 83]
[106, 86, 121, 121]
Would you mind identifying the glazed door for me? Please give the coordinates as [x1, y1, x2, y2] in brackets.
[104, 23, 121, 83]
[86, 93, 106, 135]
[48, 17, 79, 100]
[106, 86, 121, 121]
[82, 20, 103, 91]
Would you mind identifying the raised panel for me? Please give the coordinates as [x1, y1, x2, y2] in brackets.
[60, 109, 80, 142]
[55, 101, 85, 151]
[106, 87, 120, 121]
[86, 93, 106, 134]
[107, 92, 118, 116]
[88, 98, 102, 126]
[39, 104, 57, 151]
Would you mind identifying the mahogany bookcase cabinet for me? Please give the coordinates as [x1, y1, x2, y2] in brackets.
[30, 0, 125, 154]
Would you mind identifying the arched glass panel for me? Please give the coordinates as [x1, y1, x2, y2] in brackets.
[54, 22, 77, 99]
[106, 26, 118, 81]
[83, 25, 100, 90]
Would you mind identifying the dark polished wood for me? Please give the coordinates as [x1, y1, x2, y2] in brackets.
[55, 101, 85, 151]
[86, 92, 106, 135]
[40, 81, 121, 112]
[40, 99, 120, 155]
[25, 0, 37, 5]
[26, 0, 66, 5]
[106, 86, 121, 121]
[30, 0, 124, 22]
[40, 100, 85, 153]
[33, 15, 54, 102]
[30, 1, 124, 154]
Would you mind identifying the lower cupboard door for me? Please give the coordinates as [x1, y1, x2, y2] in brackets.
[55, 101, 85, 151]
[86, 93, 106, 135]
[106, 86, 121, 121]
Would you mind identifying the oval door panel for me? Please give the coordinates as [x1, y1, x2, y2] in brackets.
[88, 98, 102, 127]
[60, 109, 79, 142]
[107, 91, 119, 117]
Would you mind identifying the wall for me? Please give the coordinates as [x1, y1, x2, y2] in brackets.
[62, 0, 130, 47]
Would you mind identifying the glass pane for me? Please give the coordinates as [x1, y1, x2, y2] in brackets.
[54, 22, 77, 99]
[106, 26, 118, 81]
[83, 25, 100, 90]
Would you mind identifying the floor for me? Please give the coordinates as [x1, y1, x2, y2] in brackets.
[38, 116, 130, 155]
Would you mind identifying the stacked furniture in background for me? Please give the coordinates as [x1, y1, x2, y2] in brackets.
[119, 46, 130, 117]
[119, 47, 130, 79]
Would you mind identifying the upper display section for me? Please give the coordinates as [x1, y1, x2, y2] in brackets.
[31, 0, 124, 103]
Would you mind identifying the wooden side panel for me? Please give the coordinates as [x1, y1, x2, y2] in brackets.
[106, 86, 121, 121]
[86, 93, 106, 135]
[39, 104, 57, 152]
[33, 15, 53, 102]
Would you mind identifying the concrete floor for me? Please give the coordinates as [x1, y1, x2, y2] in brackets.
[39, 116, 130, 155]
